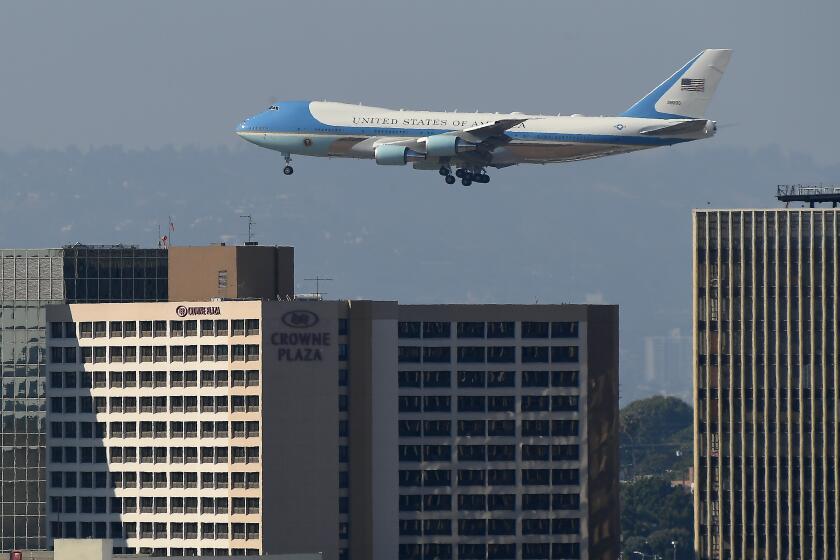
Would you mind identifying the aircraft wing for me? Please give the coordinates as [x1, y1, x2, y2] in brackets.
[460, 118, 530, 139]
[639, 119, 708, 136]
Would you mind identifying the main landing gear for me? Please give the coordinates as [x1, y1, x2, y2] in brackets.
[440, 166, 490, 186]
[282, 153, 294, 176]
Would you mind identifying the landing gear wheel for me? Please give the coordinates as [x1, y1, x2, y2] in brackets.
[455, 169, 465, 179]
[463, 171, 474, 182]
[477, 174, 490, 184]
[461, 177, 472, 187]
[439, 166, 451, 176]
[283, 165, 294, 176]
[445, 175, 456, 185]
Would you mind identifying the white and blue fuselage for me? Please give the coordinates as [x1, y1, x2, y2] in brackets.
[236, 49, 731, 183]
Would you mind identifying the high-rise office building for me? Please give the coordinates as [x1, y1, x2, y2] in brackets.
[43, 300, 619, 560]
[693, 209, 839, 559]
[0, 245, 168, 552]
[1, 244, 293, 553]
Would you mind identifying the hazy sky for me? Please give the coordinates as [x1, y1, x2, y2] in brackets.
[2, 1, 838, 162]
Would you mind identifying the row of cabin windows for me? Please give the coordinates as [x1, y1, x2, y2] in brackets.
[52, 319, 260, 339]
[398, 395, 579, 413]
[399, 370, 579, 388]
[398, 517, 581, 536]
[49, 344, 260, 364]
[398, 346, 579, 364]
[398, 321, 579, 339]
[398, 468, 580, 487]
[399, 440, 579, 462]
[49, 369, 259, 389]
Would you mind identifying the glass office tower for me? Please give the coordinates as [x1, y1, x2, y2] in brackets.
[0, 246, 167, 551]
[693, 210, 839, 560]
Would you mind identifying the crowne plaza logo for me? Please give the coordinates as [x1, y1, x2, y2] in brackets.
[176, 305, 221, 317]
[281, 310, 319, 328]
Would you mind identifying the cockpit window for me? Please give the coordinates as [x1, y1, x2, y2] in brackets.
[269, 105, 279, 111]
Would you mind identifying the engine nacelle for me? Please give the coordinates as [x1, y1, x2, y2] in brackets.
[374, 145, 425, 166]
[425, 135, 477, 157]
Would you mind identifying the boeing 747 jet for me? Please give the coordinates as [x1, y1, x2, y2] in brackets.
[236, 49, 731, 185]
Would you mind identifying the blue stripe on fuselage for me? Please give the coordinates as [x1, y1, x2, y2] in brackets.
[239, 101, 688, 147]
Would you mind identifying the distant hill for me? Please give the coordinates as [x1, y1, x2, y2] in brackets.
[620, 396, 692, 480]
[1, 145, 838, 402]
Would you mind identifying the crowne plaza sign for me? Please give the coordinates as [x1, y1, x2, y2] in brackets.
[271, 310, 331, 361]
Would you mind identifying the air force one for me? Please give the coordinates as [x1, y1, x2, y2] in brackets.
[236, 49, 731, 185]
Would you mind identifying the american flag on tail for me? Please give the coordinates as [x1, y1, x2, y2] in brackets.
[681, 78, 705, 92]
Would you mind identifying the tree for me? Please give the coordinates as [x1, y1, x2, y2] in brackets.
[621, 476, 692, 559]
[620, 396, 692, 480]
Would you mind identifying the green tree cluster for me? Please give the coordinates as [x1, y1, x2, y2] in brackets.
[620, 396, 692, 480]
[621, 476, 692, 559]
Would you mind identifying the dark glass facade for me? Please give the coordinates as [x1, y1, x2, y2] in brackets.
[0, 246, 166, 551]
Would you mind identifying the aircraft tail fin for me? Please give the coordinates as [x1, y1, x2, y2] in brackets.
[620, 49, 732, 119]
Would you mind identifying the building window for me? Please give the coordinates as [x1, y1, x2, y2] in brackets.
[398, 321, 421, 338]
[522, 370, 549, 387]
[423, 322, 450, 339]
[457, 420, 485, 437]
[487, 396, 514, 412]
[457, 322, 485, 338]
[487, 347, 515, 363]
[423, 470, 451, 487]
[522, 346, 549, 363]
[552, 370, 579, 387]
[423, 370, 450, 388]
[551, 346, 579, 363]
[50, 322, 64, 339]
[457, 346, 485, 363]
[398, 371, 420, 387]
[552, 395, 579, 412]
[398, 347, 421, 363]
[423, 420, 450, 437]
[423, 395, 450, 412]
[551, 321, 579, 338]
[420, 346, 449, 363]
[522, 445, 549, 461]
[457, 396, 486, 413]
[488, 420, 515, 437]
[487, 321, 514, 338]
[398, 470, 422, 487]
[521, 322, 549, 338]
[338, 319, 348, 336]
[487, 370, 515, 387]
[457, 494, 486, 511]
[338, 344, 348, 361]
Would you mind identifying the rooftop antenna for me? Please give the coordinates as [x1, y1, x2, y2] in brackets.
[305, 275, 333, 299]
[240, 215, 254, 244]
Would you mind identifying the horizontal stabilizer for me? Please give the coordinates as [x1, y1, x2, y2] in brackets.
[639, 119, 709, 136]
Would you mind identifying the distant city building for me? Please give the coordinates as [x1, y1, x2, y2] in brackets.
[43, 300, 620, 560]
[693, 209, 840, 559]
[643, 328, 691, 398]
[0, 244, 293, 553]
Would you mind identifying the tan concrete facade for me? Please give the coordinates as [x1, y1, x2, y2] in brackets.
[168, 245, 293, 302]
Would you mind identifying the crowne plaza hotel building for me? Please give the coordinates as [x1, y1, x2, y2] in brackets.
[43, 299, 619, 560]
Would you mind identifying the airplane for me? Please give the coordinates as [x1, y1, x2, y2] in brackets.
[236, 49, 731, 186]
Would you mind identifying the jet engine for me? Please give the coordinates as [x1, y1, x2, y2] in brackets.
[425, 135, 478, 157]
[374, 145, 426, 166]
